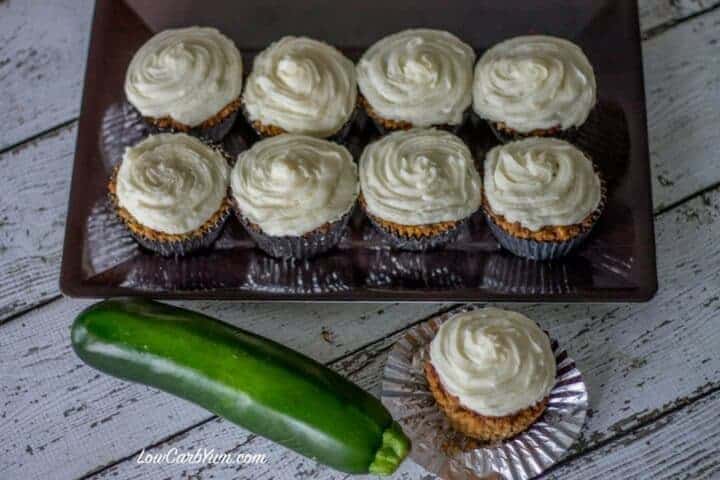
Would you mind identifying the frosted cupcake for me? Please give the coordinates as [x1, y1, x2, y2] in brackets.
[242, 36, 357, 140]
[108, 133, 231, 256]
[230, 135, 358, 259]
[124, 27, 243, 141]
[359, 129, 482, 251]
[357, 29, 475, 132]
[473, 35, 596, 142]
[425, 308, 556, 442]
[483, 138, 605, 260]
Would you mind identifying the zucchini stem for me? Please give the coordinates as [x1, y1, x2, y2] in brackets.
[368, 422, 411, 475]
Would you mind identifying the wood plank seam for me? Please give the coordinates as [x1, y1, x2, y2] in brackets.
[642, 1, 720, 39]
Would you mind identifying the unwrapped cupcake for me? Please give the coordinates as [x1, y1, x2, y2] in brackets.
[124, 27, 243, 141]
[357, 29, 475, 132]
[242, 36, 357, 140]
[425, 307, 556, 441]
[359, 129, 482, 251]
[230, 134, 358, 259]
[473, 35, 596, 142]
[482, 138, 605, 260]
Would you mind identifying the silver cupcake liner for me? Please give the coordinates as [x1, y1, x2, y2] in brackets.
[365, 213, 469, 252]
[381, 306, 588, 480]
[127, 100, 239, 142]
[234, 207, 353, 259]
[486, 119, 580, 144]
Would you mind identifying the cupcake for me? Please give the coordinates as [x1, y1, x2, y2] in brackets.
[356, 29, 475, 133]
[483, 138, 605, 260]
[108, 133, 231, 256]
[425, 307, 556, 442]
[124, 27, 243, 141]
[230, 134, 358, 259]
[242, 36, 357, 140]
[359, 129, 482, 251]
[473, 35, 596, 142]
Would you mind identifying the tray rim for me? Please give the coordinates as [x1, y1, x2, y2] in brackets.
[59, 0, 658, 303]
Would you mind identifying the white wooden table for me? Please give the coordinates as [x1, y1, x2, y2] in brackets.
[1, 1, 719, 479]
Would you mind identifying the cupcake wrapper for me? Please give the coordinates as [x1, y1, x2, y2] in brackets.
[381, 305, 588, 480]
[243, 105, 357, 144]
[487, 120, 579, 144]
[368, 109, 470, 136]
[236, 210, 352, 259]
[366, 214, 467, 252]
[484, 211, 595, 261]
[126, 207, 231, 257]
[129, 101, 239, 142]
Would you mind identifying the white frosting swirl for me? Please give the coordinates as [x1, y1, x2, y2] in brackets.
[125, 27, 243, 127]
[243, 36, 357, 138]
[357, 29, 475, 126]
[473, 35, 596, 133]
[359, 129, 481, 225]
[429, 308, 556, 417]
[484, 138, 601, 231]
[231, 135, 358, 236]
[116, 133, 229, 234]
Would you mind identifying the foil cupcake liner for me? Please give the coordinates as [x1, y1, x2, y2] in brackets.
[125, 207, 231, 257]
[381, 306, 588, 480]
[484, 211, 595, 261]
[367, 108, 470, 136]
[128, 101, 239, 142]
[235, 208, 353, 259]
[365, 213, 469, 252]
[487, 120, 579, 144]
[242, 105, 358, 144]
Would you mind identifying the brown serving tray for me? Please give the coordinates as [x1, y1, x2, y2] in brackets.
[60, 0, 657, 301]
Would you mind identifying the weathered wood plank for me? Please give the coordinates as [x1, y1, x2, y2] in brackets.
[545, 389, 720, 479]
[0, 299, 450, 479]
[7, 183, 719, 480]
[0, 124, 76, 322]
[638, 0, 720, 37]
[645, 6, 720, 211]
[2, 1, 720, 322]
[0, 0, 93, 151]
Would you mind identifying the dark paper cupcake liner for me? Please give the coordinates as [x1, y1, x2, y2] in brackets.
[125, 207, 231, 257]
[128, 101, 240, 142]
[487, 119, 580, 144]
[484, 211, 595, 261]
[242, 105, 358, 144]
[366, 214, 469, 252]
[235, 209, 353, 259]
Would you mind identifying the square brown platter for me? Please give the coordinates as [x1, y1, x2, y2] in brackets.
[59, 0, 657, 302]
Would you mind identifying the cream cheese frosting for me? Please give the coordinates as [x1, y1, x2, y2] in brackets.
[473, 35, 596, 133]
[116, 133, 229, 235]
[429, 308, 556, 417]
[359, 129, 481, 225]
[125, 27, 243, 127]
[242, 36, 357, 138]
[231, 135, 358, 236]
[357, 29, 475, 126]
[484, 138, 601, 231]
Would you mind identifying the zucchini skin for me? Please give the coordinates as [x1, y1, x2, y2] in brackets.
[71, 298, 408, 474]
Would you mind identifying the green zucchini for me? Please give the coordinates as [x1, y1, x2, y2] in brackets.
[71, 298, 409, 475]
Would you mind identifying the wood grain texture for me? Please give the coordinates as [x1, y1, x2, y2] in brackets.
[645, 6, 720, 211]
[0, 299, 450, 479]
[8, 184, 718, 480]
[638, 0, 720, 36]
[0, 0, 93, 151]
[0, 124, 76, 322]
[545, 389, 720, 479]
